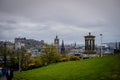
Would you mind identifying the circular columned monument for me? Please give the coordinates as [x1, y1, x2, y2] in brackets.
[84, 32, 95, 51]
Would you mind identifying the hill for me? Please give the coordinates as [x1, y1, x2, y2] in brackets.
[14, 54, 120, 80]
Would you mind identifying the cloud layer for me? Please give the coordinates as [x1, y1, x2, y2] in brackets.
[0, 0, 120, 44]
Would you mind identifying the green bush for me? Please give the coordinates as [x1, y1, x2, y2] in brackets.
[40, 44, 61, 64]
[34, 57, 44, 67]
[60, 57, 69, 62]
[40, 53, 61, 65]
[52, 53, 61, 63]
[69, 56, 80, 61]
[28, 63, 36, 69]
[27, 57, 44, 69]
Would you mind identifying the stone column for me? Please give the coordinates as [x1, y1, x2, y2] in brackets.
[90, 39, 92, 50]
[86, 39, 88, 50]
[93, 39, 95, 50]
[85, 39, 87, 50]
[91, 39, 93, 50]
[88, 40, 89, 50]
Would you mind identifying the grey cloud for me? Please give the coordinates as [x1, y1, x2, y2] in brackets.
[0, 0, 120, 44]
[5, 20, 17, 24]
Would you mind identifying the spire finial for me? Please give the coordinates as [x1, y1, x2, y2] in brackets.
[56, 35, 58, 39]
[89, 32, 91, 35]
[61, 40, 65, 54]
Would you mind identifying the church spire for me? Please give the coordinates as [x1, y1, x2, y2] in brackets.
[56, 35, 58, 39]
[119, 42, 120, 51]
[116, 42, 117, 50]
[75, 42, 76, 48]
[61, 40, 65, 54]
[62, 40, 64, 47]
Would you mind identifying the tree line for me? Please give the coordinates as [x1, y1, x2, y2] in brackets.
[0, 43, 80, 71]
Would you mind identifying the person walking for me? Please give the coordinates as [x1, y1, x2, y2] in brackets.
[0, 68, 3, 80]
[6, 68, 13, 80]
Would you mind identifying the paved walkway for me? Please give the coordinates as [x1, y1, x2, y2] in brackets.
[1, 71, 18, 80]
[1, 76, 7, 80]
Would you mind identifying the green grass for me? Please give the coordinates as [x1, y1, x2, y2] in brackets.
[14, 54, 120, 80]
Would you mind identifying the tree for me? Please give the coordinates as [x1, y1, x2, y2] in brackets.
[16, 47, 31, 71]
[0, 45, 18, 68]
[40, 44, 61, 65]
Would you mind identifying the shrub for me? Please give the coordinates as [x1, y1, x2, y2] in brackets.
[40, 44, 61, 64]
[27, 57, 44, 69]
[69, 56, 80, 61]
[60, 57, 69, 62]
[28, 63, 36, 69]
[51, 53, 61, 63]
[40, 53, 61, 65]
[34, 57, 44, 67]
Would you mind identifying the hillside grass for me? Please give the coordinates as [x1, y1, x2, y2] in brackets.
[14, 54, 120, 80]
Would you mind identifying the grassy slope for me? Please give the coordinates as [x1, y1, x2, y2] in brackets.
[14, 54, 120, 80]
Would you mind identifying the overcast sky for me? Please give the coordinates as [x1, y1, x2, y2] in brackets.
[0, 0, 120, 45]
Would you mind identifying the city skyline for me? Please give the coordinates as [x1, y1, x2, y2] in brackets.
[0, 0, 120, 44]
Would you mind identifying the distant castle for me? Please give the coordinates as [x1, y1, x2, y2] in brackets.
[14, 37, 44, 50]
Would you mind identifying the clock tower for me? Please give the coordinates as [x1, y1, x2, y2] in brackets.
[54, 35, 59, 49]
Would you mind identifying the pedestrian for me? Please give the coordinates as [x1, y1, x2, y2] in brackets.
[6, 68, 13, 80]
[0, 68, 3, 80]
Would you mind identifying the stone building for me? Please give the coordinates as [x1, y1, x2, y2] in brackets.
[0, 41, 14, 50]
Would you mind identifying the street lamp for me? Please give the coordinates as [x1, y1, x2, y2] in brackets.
[19, 49, 21, 72]
[17, 42, 22, 72]
[3, 42, 7, 67]
[100, 34, 103, 57]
